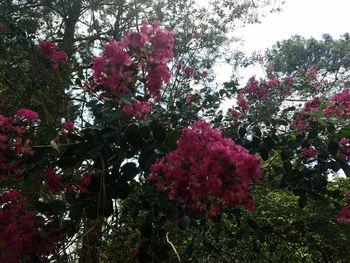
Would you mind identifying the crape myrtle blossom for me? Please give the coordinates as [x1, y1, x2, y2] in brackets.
[16, 108, 39, 121]
[292, 96, 321, 130]
[340, 138, 350, 161]
[0, 190, 58, 262]
[122, 100, 152, 119]
[90, 20, 174, 101]
[323, 88, 350, 118]
[39, 40, 68, 70]
[0, 111, 39, 179]
[149, 119, 261, 217]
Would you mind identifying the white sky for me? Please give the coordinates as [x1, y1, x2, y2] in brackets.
[215, 0, 350, 83]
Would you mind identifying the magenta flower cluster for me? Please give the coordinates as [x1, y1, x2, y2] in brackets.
[149, 119, 261, 216]
[39, 41, 68, 70]
[323, 88, 350, 118]
[91, 21, 174, 101]
[292, 97, 321, 130]
[0, 110, 38, 180]
[0, 190, 58, 262]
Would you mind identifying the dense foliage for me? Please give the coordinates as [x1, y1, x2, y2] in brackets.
[1, 1, 350, 262]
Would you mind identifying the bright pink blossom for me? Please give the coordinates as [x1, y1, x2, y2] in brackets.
[90, 21, 173, 99]
[307, 67, 317, 79]
[323, 88, 350, 118]
[298, 146, 317, 160]
[0, 190, 58, 261]
[44, 168, 61, 193]
[79, 172, 92, 193]
[284, 76, 294, 86]
[123, 100, 152, 119]
[63, 121, 74, 132]
[39, 41, 58, 59]
[292, 97, 321, 130]
[237, 93, 249, 112]
[149, 119, 261, 216]
[340, 138, 350, 161]
[268, 77, 281, 88]
[337, 205, 350, 224]
[16, 108, 39, 121]
[51, 50, 68, 70]
[186, 94, 193, 103]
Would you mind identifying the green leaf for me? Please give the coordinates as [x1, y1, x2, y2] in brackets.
[151, 122, 167, 143]
[339, 126, 350, 138]
[283, 161, 292, 172]
[247, 219, 259, 230]
[178, 216, 191, 229]
[140, 222, 153, 239]
[239, 126, 247, 138]
[260, 225, 273, 235]
[125, 125, 144, 148]
[166, 129, 182, 150]
[120, 162, 139, 181]
[109, 181, 130, 199]
[298, 194, 308, 208]
[258, 147, 269, 161]
[49, 200, 67, 214]
[328, 141, 339, 155]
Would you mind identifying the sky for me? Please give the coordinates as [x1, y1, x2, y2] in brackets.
[215, 0, 350, 83]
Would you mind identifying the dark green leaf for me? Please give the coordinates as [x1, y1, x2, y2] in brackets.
[247, 219, 259, 230]
[328, 141, 339, 155]
[120, 162, 139, 181]
[151, 122, 167, 143]
[140, 222, 153, 239]
[109, 180, 130, 199]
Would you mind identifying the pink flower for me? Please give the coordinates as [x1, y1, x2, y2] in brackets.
[186, 94, 193, 103]
[284, 76, 294, 86]
[231, 109, 241, 120]
[337, 205, 350, 224]
[51, 50, 68, 70]
[149, 119, 261, 216]
[127, 32, 145, 49]
[243, 76, 269, 100]
[39, 41, 58, 59]
[307, 67, 317, 79]
[122, 100, 152, 119]
[299, 146, 317, 160]
[237, 93, 249, 112]
[268, 77, 281, 88]
[340, 138, 350, 161]
[292, 97, 321, 130]
[89, 21, 173, 100]
[44, 168, 61, 193]
[63, 121, 74, 132]
[79, 172, 92, 193]
[323, 88, 350, 118]
[16, 108, 39, 121]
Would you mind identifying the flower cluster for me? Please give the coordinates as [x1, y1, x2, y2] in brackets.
[66, 172, 92, 194]
[292, 96, 321, 130]
[234, 75, 295, 116]
[338, 205, 350, 224]
[122, 100, 152, 119]
[0, 190, 57, 262]
[149, 119, 261, 216]
[62, 121, 74, 133]
[0, 110, 38, 180]
[340, 138, 350, 161]
[16, 108, 39, 121]
[323, 88, 350, 118]
[298, 146, 318, 161]
[44, 168, 61, 193]
[90, 21, 174, 101]
[39, 41, 68, 70]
